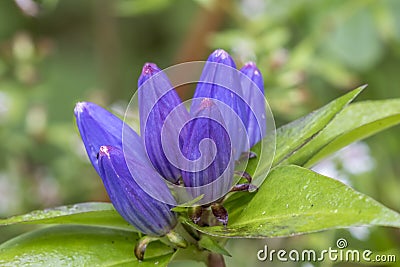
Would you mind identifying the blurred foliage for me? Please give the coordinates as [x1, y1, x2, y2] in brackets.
[0, 0, 399, 266]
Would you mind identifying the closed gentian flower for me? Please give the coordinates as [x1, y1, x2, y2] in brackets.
[74, 102, 151, 172]
[191, 49, 253, 159]
[181, 50, 266, 202]
[182, 98, 234, 201]
[98, 145, 177, 236]
[138, 63, 190, 183]
[240, 62, 266, 147]
[74, 102, 177, 236]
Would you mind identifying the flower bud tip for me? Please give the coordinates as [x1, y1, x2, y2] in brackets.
[99, 145, 111, 157]
[243, 62, 261, 76]
[142, 63, 159, 76]
[212, 49, 230, 60]
[74, 102, 88, 115]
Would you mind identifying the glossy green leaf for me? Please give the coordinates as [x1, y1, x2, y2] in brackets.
[0, 225, 174, 267]
[273, 85, 365, 166]
[282, 99, 400, 167]
[0, 202, 134, 231]
[183, 165, 400, 238]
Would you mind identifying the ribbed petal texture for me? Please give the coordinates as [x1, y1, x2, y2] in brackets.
[138, 63, 190, 183]
[182, 98, 234, 201]
[191, 49, 249, 159]
[240, 62, 266, 147]
[74, 102, 145, 174]
[98, 146, 177, 236]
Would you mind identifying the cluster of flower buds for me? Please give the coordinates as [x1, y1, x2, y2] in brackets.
[74, 49, 266, 248]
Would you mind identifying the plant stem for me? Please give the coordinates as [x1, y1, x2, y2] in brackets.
[207, 252, 226, 267]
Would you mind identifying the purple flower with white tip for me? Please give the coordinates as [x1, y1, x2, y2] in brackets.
[74, 102, 177, 236]
[74, 102, 147, 173]
[98, 145, 177, 236]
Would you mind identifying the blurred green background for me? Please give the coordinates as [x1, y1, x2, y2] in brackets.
[0, 0, 399, 266]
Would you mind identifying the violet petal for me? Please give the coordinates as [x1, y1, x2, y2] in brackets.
[240, 62, 266, 147]
[191, 49, 248, 159]
[74, 102, 145, 174]
[98, 145, 177, 236]
[182, 98, 234, 201]
[138, 63, 190, 183]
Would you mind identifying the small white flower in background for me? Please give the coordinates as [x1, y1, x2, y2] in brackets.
[349, 226, 370, 241]
[312, 142, 375, 186]
[338, 142, 375, 175]
[312, 157, 351, 185]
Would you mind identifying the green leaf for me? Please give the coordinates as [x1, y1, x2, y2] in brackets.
[171, 245, 209, 264]
[0, 225, 174, 267]
[198, 235, 231, 257]
[273, 85, 365, 166]
[0, 202, 135, 231]
[183, 165, 400, 238]
[282, 99, 400, 167]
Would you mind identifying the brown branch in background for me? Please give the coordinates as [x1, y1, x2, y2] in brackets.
[91, 0, 122, 202]
[207, 252, 226, 267]
[174, 2, 225, 100]
[93, 0, 122, 103]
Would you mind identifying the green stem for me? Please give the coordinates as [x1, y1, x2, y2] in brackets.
[134, 236, 159, 261]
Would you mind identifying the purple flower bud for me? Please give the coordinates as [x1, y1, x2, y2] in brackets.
[192, 50, 244, 119]
[192, 49, 249, 159]
[138, 63, 190, 183]
[74, 102, 145, 174]
[98, 146, 177, 236]
[182, 98, 234, 201]
[240, 62, 266, 147]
